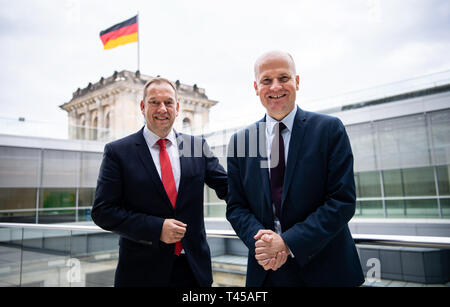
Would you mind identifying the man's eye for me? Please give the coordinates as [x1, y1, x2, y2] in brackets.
[150, 101, 159, 105]
[279, 76, 289, 82]
[262, 79, 271, 85]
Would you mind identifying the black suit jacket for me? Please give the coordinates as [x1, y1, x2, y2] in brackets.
[226, 107, 365, 286]
[91, 128, 227, 287]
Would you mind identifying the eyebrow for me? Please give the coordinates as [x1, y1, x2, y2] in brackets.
[147, 96, 174, 101]
[260, 73, 291, 80]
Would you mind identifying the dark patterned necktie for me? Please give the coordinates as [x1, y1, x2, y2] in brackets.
[270, 122, 286, 220]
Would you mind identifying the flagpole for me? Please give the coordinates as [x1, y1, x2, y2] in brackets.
[137, 12, 140, 72]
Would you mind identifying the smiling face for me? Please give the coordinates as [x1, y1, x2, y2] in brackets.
[254, 51, 300, 120]
[140, 81, 179, 138]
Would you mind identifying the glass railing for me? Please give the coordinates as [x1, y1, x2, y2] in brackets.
[0, 223, 116, 287]
[0, 222, 449, 287]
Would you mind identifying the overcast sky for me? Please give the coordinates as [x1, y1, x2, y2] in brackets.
[0, 0, 449, 137]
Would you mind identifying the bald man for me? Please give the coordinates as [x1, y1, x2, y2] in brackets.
[226, 51, 364, 286]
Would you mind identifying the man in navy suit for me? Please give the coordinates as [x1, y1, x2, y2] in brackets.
[92, 77, 227, 287]
[226, 51, 364, 286]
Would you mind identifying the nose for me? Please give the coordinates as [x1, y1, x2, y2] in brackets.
[270, 79, 282, 91]
[157, 102, 168, 113]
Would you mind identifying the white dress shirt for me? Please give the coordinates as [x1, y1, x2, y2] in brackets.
[265, 107, 297, 257]
[142, 126, 181, 191]
[265, 106, 297, 173]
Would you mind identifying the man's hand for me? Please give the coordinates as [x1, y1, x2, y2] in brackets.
[160, 219, 187, 244]
[254, 230, 289, 271]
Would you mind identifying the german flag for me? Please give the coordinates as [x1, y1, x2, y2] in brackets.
[100, 16, 138, 50]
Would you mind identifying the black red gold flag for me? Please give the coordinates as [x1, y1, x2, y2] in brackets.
[100, 16, 138, 50]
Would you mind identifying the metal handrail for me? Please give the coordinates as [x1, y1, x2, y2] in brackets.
[0, 222, 107, 233]
[352, 234, 450, 249]
[1, 222, 449, 249]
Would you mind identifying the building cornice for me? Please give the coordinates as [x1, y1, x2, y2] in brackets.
[60, 70, 216, 112]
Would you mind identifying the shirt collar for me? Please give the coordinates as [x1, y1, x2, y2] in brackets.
[143, 126, 177, 148]
[266, 105, 297, 135]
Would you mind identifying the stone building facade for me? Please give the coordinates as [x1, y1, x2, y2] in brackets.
[59, 70, 218, 141]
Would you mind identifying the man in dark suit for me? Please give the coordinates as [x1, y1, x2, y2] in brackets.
[92, 77, 227, 287]
[226, 51, 364, 286]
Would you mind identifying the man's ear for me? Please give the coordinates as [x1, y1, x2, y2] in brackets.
[140, 100, 145, 114]
[175, 101, 180, 116]
[254, 81, 259, 96]
[295, 75, 300, 91]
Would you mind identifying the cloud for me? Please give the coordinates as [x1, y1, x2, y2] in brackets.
[0, 0, 449, 135]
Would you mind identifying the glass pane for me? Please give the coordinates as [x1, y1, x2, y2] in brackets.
[206, 186, 221, 203]
[376, 114, 431, 170]
[77, 208, 92, 223]
[386, 200, 406, 218]
[39, 188, 76, 223]
[0, 227, 23, 286]
[78, 187, 95, 222]
[440, 199, 450, 218]
[70, 230, 119, 287]
[355, 171, 381, 197]
[354, 201, 361, 217]
[436, 165, 450, 196]
[0, 188, 37, 211]
[430, 109, 450, 165]
[80, 152, 103, 188]
[20, 228, 71, 287]
[354, 174, 360, 198]
[346, 123, 377, 172]
[358, 200, 383, 217]
[405, 199, 439, 218]
[41, 150, 80, 188]
[204, 203, 226, 218]
[204, 186, 226, 218]
[402, 167, 436, 196]
[0, 146, 40, 187]
[0, 187, 37, 223]
[78, 188, 95, 207]
[382, 169, 404, 197]
[383, 167, 437, 197]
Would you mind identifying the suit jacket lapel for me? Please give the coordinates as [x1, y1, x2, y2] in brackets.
[282, 107, 307, 205]
[175, 131, 188, 209]
[134, 128, 174, 212]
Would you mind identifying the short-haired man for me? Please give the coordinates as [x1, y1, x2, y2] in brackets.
[92, 77, 227, 287]
[226, 51, 364, 286]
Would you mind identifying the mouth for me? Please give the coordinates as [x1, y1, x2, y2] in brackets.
[268, 93, 287, 100]
[154, 115, 170, 122]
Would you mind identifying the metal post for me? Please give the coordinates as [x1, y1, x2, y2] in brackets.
[137, 12, 140, 72]
[36, 149, 44, 224]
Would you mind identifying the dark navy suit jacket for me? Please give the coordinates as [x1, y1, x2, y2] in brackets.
[226, 107, 364, 286]
[91, 128, 227, 287]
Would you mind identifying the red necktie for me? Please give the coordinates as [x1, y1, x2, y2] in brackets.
[157, 139, 183, 256]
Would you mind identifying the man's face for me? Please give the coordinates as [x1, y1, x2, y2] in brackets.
[140, 82, 179, 138]
[254, 54, 299, 120]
